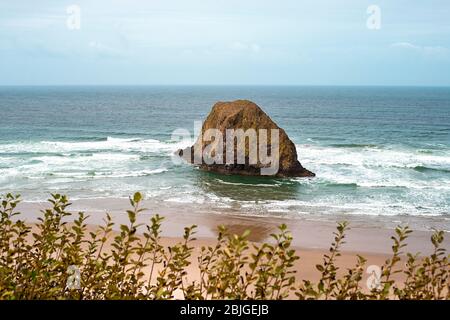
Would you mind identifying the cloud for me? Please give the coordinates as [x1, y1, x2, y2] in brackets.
[230, 42, 261, 54]
[391, 42, 449, 56]
[391, 42, 419, 50]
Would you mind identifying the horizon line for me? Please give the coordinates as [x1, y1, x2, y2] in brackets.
[1, 84, 450, 88]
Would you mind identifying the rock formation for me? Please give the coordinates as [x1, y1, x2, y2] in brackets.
[176, 100, 315, 178]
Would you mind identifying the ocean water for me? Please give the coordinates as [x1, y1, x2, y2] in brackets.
[0, 86, 449, 228]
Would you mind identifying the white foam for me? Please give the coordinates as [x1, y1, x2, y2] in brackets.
[298, 144, 450, 169]
[296, 144, 450, 191]
[214, 179, 281, 188]
[0, 136, 190, 155]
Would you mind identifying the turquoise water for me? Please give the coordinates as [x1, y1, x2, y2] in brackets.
[0, 86, 449, 224]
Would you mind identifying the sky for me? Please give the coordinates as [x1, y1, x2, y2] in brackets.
[0, 0, 450, 86]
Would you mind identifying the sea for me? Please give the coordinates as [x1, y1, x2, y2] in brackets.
[0, 86, 449, 230]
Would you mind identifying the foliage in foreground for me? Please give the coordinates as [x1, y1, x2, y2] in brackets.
[0, 192, 448, 300]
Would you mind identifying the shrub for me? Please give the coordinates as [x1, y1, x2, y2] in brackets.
[0, 192, 448, 300]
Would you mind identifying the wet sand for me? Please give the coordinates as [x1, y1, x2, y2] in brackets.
[17, 197, 449, 256]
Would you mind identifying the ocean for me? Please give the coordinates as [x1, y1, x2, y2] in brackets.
[0, 86, 449, 230]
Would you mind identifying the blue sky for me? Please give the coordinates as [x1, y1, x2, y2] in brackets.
[1, 0, 450, 85]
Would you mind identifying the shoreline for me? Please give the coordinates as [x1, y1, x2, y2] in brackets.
[17, 197, 449, 256]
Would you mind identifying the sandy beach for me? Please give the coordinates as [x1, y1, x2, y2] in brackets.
[17, 198, 449, 255]
[15, 197, 449, 297]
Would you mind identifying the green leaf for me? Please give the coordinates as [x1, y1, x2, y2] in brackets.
[133, 192, 142, 203]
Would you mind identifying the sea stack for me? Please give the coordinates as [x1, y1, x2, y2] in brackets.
[176, 100, 315, 178]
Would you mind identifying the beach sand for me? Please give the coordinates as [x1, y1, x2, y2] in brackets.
[18, 197, 448, 255]
[15, 197, 449, 298]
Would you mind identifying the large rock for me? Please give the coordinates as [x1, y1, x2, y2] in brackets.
[176, 100, 315, 178]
